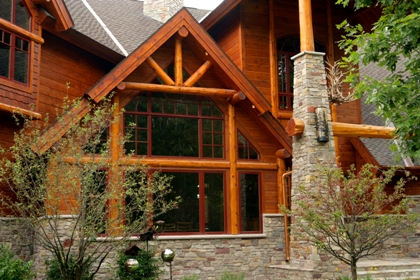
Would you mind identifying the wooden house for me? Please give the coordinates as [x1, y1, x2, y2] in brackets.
[1, 0, 420, 279]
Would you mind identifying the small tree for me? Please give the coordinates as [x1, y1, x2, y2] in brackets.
[0, 96, 179, 280]
[288, 163, 418, 280]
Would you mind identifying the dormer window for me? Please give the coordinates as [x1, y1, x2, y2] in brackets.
[0, 0, 31, 84]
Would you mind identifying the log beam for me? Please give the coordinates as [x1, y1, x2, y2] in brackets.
[227, 91, 246, 105]
[286, 118, 395, 138]
[145, 57, 175, 86]
[332, 122, 395, 139]
[286, 118, 305, 136]
[118, 82, 238, 97]
[0, 103, 42, 119]
[298, 0, 315, 51]
[276, 149, 291, 159]
[184, 60, 212, 87]
[0, 18, 44, 44]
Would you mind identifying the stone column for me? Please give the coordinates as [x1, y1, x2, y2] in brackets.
[289, 51, 337, 278]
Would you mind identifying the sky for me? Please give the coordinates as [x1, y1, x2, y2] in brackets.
[184, 0, 224, 10]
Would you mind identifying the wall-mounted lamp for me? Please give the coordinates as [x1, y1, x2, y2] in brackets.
[315, 107, 329, 142]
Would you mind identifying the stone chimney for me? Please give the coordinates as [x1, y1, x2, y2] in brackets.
[143, 0, 184, 23]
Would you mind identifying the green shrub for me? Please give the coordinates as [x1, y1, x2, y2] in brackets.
[45, 255, 91, 280]
[220, 272, 245, 280]
[116, 249, 160, 280]
[0, 245, 34, 280]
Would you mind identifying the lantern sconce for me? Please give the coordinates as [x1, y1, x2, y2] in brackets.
[315, 107, 329, 142]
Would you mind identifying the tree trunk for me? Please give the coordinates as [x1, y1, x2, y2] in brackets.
[351, 259, 358, 280]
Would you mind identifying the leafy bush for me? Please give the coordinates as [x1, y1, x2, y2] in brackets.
[116, 249, 160, 280]
[220, 272, 245, 280]
[45, 255, 91, 280]
[0, 245, 34, 280]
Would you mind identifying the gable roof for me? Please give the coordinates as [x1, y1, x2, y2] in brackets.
[63, 0, 210, 56]
[354, 57, 413, 167]
[35, 8, 291, 155]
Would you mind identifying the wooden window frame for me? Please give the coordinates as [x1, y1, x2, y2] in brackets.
[0, 0, 37, 92]
[278, 51, 295, 111]
[124, 92, 225, 159]
[237, 130, 260, 160]
[157, 169, 227, 235]
[238, 172, 262, 233]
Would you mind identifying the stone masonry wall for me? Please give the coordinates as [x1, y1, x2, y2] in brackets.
[0, 218, 34, 261]
[286, 51, 338, 279]
[94, 214, 286, 280]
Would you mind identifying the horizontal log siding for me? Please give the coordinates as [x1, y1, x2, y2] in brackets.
[38, 31, 113, 122]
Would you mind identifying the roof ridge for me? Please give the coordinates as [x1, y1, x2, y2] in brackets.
[81, 0, 128, 56]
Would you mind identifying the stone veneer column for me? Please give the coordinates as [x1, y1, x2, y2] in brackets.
[289, 51, 337, 277]
[143, 0, 184, 23]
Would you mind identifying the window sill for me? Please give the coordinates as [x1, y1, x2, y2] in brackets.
[0, 77, 31, 94]
[94, 233, 267, 242]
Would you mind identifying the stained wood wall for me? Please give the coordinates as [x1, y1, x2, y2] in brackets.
[38, 31, 113, 122]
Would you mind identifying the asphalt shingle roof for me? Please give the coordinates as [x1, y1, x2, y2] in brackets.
[359, 57, 410, 166]
[63, 0, 210, 56]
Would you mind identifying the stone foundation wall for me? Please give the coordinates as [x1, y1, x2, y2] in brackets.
[93, 214, 286, 280]
[379, 195, 420, 259]
[0, 218, 34, 261]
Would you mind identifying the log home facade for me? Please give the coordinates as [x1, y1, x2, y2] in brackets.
[1, 0, 420, 279]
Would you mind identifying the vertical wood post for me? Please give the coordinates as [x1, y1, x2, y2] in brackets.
[228, 104, 239, 234]
[298, 0, 315, 52]
[108, 94, 122, 235]
[175, 37, 183, 86]
[269, 0, 279, 117]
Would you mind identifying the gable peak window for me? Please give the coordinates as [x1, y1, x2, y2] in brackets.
[0, 0, 31, 84]
[238, 130, 259, 160]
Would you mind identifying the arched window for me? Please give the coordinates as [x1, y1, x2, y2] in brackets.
[0, 0, 31, 84]
[277, 36, 325, 111]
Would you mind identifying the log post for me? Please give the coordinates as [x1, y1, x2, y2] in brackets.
[228, 104, 239, 234]
[286, 118, 305, 136]
[298, 0, 315, 51]
[269, 0, 279, 117]
[174, 37, 183, 86]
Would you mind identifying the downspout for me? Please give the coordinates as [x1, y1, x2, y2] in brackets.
[282, 171, 292, 262]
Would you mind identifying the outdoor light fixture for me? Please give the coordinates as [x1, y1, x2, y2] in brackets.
[125, 258, 140, 273]
[161, 248, 175, 280]
[315, 107, 329, 142]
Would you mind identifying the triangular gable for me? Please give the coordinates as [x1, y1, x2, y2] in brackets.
[35, 8, 291, 154]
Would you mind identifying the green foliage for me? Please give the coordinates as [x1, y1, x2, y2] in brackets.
[46, 255, 91, 280]
[183, 275, 200, 280]
[0, 95, 179, 280]
[0, 245, 34, 280]
[286, 162, 418, 280]
[220, 271, 245, 280]
[182, 272, 245, 280]
[337, 0, 420, 160]
[115, 249, 160, 280]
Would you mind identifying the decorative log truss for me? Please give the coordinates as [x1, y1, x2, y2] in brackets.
[116, 29, 246, 106]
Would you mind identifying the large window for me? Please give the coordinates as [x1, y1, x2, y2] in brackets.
[0, 0, 31, 84]
[124, 92, 224, 158]
[240, 173, 261, 232]
[159, 171, 225, 234]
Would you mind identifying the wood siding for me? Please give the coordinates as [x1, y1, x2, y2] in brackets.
[38, 31, 113, 122]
